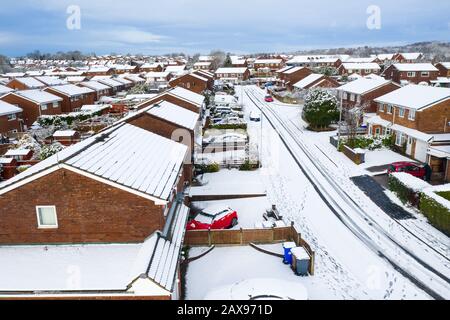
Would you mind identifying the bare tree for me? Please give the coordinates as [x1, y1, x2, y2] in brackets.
[345, 101, 370, 147]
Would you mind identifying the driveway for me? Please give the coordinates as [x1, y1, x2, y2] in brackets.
[351, 175, 415, 220]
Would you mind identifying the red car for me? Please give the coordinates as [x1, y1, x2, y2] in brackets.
[186, 206, 238, 231]
[264, 95, 274, 102]
[387, 162, 426, 179]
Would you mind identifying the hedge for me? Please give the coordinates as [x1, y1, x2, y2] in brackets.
[388, 174, 415, 204]
[419, 193, 450, 236]
[209, 123, 247, 130]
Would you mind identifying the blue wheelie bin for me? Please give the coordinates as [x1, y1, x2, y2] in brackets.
[282, 242, 296, 265]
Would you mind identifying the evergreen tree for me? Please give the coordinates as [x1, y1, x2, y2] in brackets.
[303, 89, 339, 130]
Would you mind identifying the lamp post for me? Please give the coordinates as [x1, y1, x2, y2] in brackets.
[337, 90, 343, 150]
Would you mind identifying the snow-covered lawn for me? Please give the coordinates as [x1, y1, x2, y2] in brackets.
[360, 149, 413, 170]
[185, 244, 311, 300]
[192, 196, 273, 229]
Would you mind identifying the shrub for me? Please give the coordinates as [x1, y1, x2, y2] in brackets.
[419, 193, 450, 236]
[196, 162, 220, 173]
[239, 160, 256, 171]
[388, 174, 412, 204]
[303, 89, 339, 129]
[210, 123, 247, 130]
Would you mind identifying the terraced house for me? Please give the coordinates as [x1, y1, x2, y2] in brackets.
[382, 63, 439, 85]
[44, 84, 96, 113]
[368, 85, 450, 163]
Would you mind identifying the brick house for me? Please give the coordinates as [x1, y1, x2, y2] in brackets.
[78, 81, 113, 100]
[168, 72, 213, 94]
[0, 123, 189, 299]
[0, 101, 23, 135]
[214, 67, 250, 83]
[0, 90, 63, 128]
[124, 100, 200, 182]
[368, 85, 450, 163]
[0, 123, 188, 245]
[338, 63, 381, 77]
[254, 59, 284, 72]
[337, 78, 401, 114]
[276, 67, 312, 89]
[392, 52, 424, 63]
[436, 62, 450, 77]
[286, 55, 342, 68]
[193, 62, 212, 70]
[139, 63, 163, 73]
[83, 66, 115, 77]
[135, 86, 205, 114]
[6, 77, 45, 90]
[44, 84, 96, 113]
[293, 74, 340, 90]
[52, 130, 81, 146]
[382, 63, 439, 85]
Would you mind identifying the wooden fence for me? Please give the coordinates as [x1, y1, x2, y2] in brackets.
[184, 224, 315, 275]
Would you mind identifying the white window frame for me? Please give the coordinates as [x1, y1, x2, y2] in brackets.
[40, 104, 48, 111]
[421, 72, 429, 77]
[53, 102, 59, 108]
[407, 72, 416, 78]
[395, 132, 403, 146]
[408, 109, 416, 121]
[7, 113, 17, 121]
[387, 105, 393, 114]
[399, 107, 405, 118]
[378, 104, 384, 112]
[36, 206, 58, 229]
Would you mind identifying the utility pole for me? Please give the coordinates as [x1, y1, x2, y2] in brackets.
[337, 90, 343, 150]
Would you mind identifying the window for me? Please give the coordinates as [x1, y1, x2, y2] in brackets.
[375, 127, 381, 136]
[407, 72, 416, 77]
[350, 94, 355, 102]
[7, 114, 16, 121]
[421, 72, 429, 77]
[386, 128, 392, 135]
[408, 109, 416, 120]
[387, 105, 393, 114]
[41, 104, 48, 111]
[399, 107, 405, 117]
[378, 104, 384, 112]
[36, 206, 58, 228]
[395, 132, 404, 146]
[53, 102, 59, 108]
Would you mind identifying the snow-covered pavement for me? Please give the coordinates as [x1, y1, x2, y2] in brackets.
[235, 85, 450, 299]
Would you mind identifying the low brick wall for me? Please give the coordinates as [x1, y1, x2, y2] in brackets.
[342, 145, 365, 164]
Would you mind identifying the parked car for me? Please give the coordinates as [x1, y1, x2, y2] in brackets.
[249, 111, 261, 122]
[186, 206, 238, 230]
[387, 162, 426, 179]
[264, 95, 274, 102]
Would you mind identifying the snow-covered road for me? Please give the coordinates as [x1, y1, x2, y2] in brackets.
[238, 85, 450, 300]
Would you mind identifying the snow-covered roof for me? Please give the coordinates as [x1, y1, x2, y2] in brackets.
[97, 78, 124, 88]
[169, 86, 205, 106]
[35, 76, 67, 86]
[254, 59, 283, 64]
[145, 71, 170, 78]
[293, 74, 323, 89]
[337, 78, 394, 95]
[376, 53, 395, 60]
[0, 84, 13, 95]
[188, 73, 208, 82]
[0, 243, 146, 292]
[193, 62, 211, 66]
[345, 57, 377, 63]
[121, 74, 145, 83]
[366, 115, 392, 127]
[4, 148, 31, 157]
[0, 100, 22, 116]
[391, 124, 434, 142]
[375, 84, 450, 110]
[276, 66, 294, 73]
[342, 63, 381, 70]
[283, 66, 306, 74]
[0, 123, 187, 202]
[113, 77, 132, 85]
[15, 89, 63, 104]
[364, 73, 385, 80]
[215, 67, 248, 74]
[393, 63, 438, 72]
[49, 84, 95, 96]
[400, 52, 422, 60]
[438, 62, 450, 69]
[147, 100, 199, 130]
[53, 130, 78, 137]
[0, 157, 14, 165]
[11, 77, 45, 88]
[80, 80, 111, 91]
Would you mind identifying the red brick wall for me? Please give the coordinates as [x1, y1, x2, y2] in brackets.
[383, 65, 439, 84]
[0, 169, 166, 244]
[45, 88, 96, 113]
[342, 82, 400, 113]
[169, 74, 208, 94]
[377, 99, 450, 133]
[1, 94, 62, 127]
[0, 113, 23, 135]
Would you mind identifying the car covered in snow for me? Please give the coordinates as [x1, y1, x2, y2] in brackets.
[187, 206, 238, 230]
[264, 95, 274, 102]
[249, 111, 261, 122]
[387, 162, 426, 179]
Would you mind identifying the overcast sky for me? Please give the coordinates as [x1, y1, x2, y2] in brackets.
[0, 0, 449, 56]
